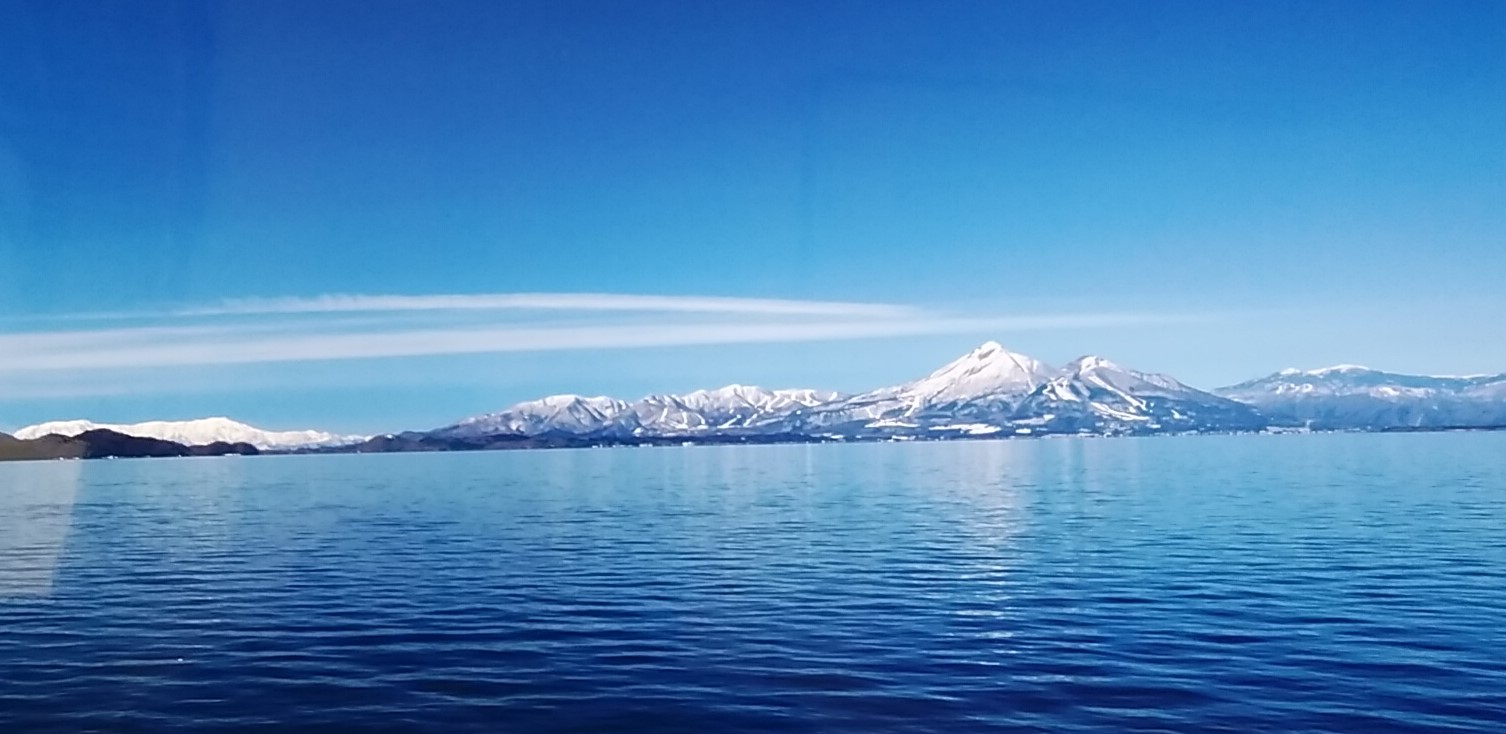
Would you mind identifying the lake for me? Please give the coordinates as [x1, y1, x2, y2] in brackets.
[2, 433, 1504, 732]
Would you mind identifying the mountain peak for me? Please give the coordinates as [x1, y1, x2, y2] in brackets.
[1270, 365, 1375, 379]
[900, 342, 1054, 405]
[532, 394, 622, 406]
[1309, 364, 1372, 376]
[948, 341, 1035, 367]
[707, 384, 769, 396]
[1067, 355, 1123, 373]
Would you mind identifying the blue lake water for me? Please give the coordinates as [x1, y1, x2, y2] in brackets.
[2, 433, 1505, 732]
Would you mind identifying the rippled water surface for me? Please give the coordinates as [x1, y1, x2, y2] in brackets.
[3, 433, 1505, 732]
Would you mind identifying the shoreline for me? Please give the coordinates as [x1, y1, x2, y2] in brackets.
[4, 424, 1504, 465]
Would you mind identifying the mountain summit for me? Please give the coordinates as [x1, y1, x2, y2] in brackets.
[429, 342, 1277, 441]
[901, 341, 1055, 406]
[793, 342, 1054, 431]
[1012, 356, 1264, 433]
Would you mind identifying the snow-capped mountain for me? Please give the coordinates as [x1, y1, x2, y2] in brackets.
[13, 418, 364, 451]
[435, 386, 843, 439]
[438, 395, 638, 439]
[632, 386, 843, 434]
[432, 342, 1281, 441]
[793, 341, 1054, 431]
[1011, 356, 1265, 433]
[419, 346, 1506, 446]
[16, 347, 1504, 463]
[1216, 367, 1506, 429]
[1463, 377, 1506, 401]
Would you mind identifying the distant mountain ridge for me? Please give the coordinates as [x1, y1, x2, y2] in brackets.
[421, 342, 1269, 444]
[1215, 365, 1506, 429]
[434, 386, 844, 441]
[10, 345, 1505, 463]
[1010, 356, 1265, 435]
[14, 417, 365, 451]
[0, 429, 259, 462]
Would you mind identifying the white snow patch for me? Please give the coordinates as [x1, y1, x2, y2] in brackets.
[13, 418, 364, 450]
[927, 423, 1003, 435]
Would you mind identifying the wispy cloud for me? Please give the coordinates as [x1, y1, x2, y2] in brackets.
[0, 312, 1196, 375]
[180, 292, 919, 318]
[0, 292, 1209, 383]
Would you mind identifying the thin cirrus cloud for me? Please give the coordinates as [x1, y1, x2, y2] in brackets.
[179, 292, 920, 318]
[0, 291, 1201, 375]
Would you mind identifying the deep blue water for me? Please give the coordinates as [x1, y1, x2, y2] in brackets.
[2, 433, 1505, 733]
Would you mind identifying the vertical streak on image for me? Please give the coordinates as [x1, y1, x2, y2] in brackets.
[0, 460, 82, 599]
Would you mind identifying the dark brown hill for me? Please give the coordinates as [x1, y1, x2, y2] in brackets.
[0, 430, 260, 463]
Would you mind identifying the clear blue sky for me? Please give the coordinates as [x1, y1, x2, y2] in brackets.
[1, 0, 1503, 433]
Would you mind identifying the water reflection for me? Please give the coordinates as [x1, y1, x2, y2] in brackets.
[0, 460, 82, 599]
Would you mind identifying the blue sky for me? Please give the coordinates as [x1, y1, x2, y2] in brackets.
[1, 0, 1503, 433]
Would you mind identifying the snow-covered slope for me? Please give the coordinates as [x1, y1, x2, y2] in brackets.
[1221, 366, 1477, 397]
[1216, 367, 1506, 428]
[435, 386, 844, 439]
[1463, 376, 1506, 400]
[1012, 356, 1264, 433]
[632, 386, 843, 433]
[439, 395, 638, 438]
[430, 347, 1506, 441]
[795, 341, 1054, 430]
[13, 418, 364, 450]
[886, 341, 1054, 406]
[432, 342, 1282, 440]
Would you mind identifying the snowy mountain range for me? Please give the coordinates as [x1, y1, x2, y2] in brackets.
[1216, 366, 1506, 429]
[11, 345, 1505, 459]
[434, 386, 843, 440]
[424, 342, 1265, 442]
[1009, 355, 1266, 434]
[12, 418, 365, 451]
